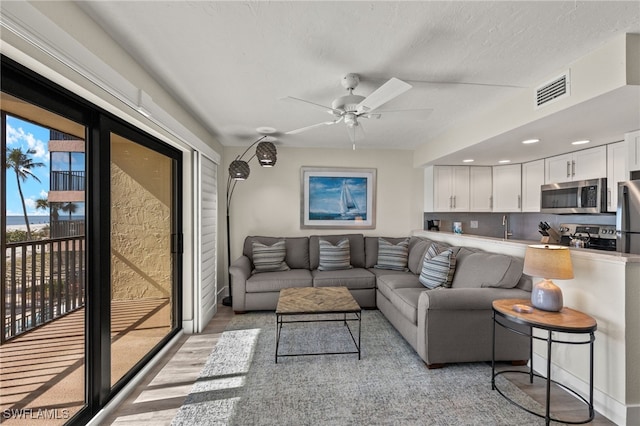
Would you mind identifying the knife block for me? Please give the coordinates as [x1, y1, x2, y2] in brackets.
[540, 229, 560, 244]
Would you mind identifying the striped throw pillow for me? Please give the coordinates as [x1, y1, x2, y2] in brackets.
[419, 249, 456, 289]
[375, 238, 409, 271]
[424, 242, 449, 261]
[252, 240, 290, 273]
[318, 238, 352, 271]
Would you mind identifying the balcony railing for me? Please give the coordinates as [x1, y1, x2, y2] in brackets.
[51, 220, 85, 238]
[2, 236, 85, 342]
[50, 170, 85, 191]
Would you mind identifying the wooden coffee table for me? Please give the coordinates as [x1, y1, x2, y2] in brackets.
[275, 287, 361, 363]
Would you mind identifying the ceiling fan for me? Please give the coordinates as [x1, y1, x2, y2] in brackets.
[283, 73, 431, 148]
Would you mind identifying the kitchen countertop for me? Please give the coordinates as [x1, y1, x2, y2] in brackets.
[412, 229, 640, 264]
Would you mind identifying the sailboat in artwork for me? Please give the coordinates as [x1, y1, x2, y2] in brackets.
[339, 179, 361, 219]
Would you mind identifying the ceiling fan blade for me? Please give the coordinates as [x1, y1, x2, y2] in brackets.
[403, 79, 526, 89]
[280, 96, 341, 115]
[355, 77, 412, 114]
[285, 117, 342, 135]
[370, 107, 433, 114]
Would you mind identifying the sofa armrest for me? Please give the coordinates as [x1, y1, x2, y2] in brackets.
[416, 287, 531, 365]
[229, 255, 252, 311]
[418, 287, 531, 311]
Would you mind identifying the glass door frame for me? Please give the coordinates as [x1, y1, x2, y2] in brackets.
[1, 55, 183, 424]
[97, 115, 183, 399]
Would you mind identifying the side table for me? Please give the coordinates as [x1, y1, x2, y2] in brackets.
[492, 298, 597, 425]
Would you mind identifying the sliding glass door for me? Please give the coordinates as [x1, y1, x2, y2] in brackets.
[109, 131, 178, 387]
[1, 56, 183, 424]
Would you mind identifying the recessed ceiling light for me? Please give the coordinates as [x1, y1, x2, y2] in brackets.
[571, 139, 590, 145]
[462, 159, 474, 163]
[498, 160, 511, 164]
[522, 139, 540, 144]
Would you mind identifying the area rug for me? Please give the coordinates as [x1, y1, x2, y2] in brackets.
[172, 310, 542, 425]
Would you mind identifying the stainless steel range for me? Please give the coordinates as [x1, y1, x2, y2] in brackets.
[558, 223, 617, 251]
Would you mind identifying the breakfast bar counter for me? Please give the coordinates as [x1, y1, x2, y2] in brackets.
[412, 229, 640, 425]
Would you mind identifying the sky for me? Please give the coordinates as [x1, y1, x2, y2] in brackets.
[5, 115, 50, 217]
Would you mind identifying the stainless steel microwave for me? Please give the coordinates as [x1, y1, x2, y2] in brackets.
[540, 178, 607, 214]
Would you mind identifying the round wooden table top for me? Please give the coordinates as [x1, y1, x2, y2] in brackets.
[493, 299, 597, 332]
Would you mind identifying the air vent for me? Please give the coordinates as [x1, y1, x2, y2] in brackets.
[535, 71, 570, 108]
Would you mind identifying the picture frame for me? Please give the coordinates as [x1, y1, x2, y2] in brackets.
[300, 167, 376, 229]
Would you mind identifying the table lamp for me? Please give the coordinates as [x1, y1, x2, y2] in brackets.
[523, 244, 574, 312]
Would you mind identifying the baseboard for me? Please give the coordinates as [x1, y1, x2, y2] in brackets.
[182, 319, 194, 334]
[531, 352, 626, 425]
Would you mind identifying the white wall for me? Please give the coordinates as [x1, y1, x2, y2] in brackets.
[224, 146, 424, 263]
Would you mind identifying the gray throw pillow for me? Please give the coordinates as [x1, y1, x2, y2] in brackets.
[419, 249, 456, 289]
[318, 238, 352, 271]
[252, 240, 290, 273]
[375, 238, 409, 271]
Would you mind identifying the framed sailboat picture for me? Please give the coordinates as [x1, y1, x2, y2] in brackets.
[300, 167, 376, 229]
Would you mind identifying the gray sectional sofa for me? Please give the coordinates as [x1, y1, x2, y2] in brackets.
[229, 233, 531, 367]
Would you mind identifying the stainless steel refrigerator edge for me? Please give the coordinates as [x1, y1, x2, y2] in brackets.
[616, 180, 640, 254]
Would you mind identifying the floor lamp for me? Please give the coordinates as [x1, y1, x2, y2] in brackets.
[223, 136, 277, 307]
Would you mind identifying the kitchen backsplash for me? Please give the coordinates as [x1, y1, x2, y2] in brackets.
[424, 212, 616, 242]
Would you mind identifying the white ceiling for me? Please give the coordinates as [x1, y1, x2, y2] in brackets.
[78, 1, 640, 164]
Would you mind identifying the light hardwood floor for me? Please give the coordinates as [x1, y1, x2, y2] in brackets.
[105, 304, 614, 425]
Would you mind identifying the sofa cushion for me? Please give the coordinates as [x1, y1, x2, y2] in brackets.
[407, 237, 438, 275]
[374, 238, 409, 271]
[310, 234, 365, 269]
[312, 268, 375, 290]
[419, 249, 457, 289]
[252, 240, 290, 273]
[377, 275, 425, 325]
[451, 250, 524, 289]
[244, 236, 310, 269]
[245, 269, 313, 293]
[318, 238, 352, 271]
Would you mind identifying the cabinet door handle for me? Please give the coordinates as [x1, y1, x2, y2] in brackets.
[453, 195, 456, 209]
[572, 160, 576, 177]
[449, 196, 453, 209]
[566, 161, 571, 178]
[490, 196, 493, 209]
[608, 189, 612, 207]
[517, 195, 521, 209]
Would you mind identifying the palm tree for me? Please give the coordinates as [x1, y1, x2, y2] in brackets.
[61, 202, 78, 221]
[5, 147, 45, 240]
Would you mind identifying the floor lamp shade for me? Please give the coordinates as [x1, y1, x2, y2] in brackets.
[523, 245, 574, 312]
[229, 159, 250, 180]
[256, 141, 277, 166]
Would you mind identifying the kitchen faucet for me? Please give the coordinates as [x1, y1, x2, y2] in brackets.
[502, 215, 513, 240]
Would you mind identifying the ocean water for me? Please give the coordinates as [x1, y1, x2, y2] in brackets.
[6, 215, 85, 226]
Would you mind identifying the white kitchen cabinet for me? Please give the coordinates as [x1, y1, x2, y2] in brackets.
[607, 141, 627, 212]
[545, 146, 606, 183]
[521, 159, 545, 212]
[492, 164, 522, 212]
[626, 130, 640, 172]
[469, 167, 492, 211]
[432, 166, 470, 211]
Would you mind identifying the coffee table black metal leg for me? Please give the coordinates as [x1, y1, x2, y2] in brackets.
[275, 314, 281, 364]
